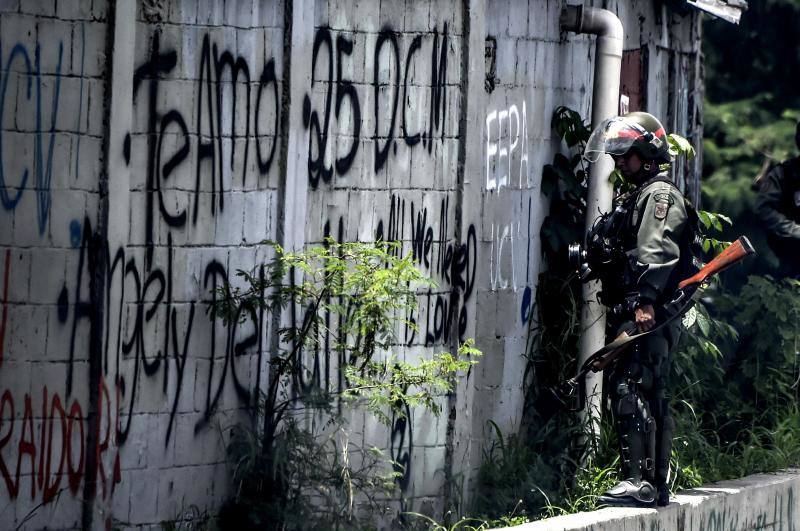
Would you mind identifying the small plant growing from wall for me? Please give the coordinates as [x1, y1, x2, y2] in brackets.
[209, 240, 481, 530]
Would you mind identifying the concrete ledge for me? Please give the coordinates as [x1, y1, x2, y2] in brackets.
[495, 470, 800, 531]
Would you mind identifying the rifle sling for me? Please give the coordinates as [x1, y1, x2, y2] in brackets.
[555, 286, 701, 415]
[580, 285, 700, 375]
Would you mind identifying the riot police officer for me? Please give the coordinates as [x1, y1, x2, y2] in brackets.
[582, 112, 691, 507]
[754, 122, 800, 278]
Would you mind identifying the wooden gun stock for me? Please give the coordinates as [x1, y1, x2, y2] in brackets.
[678, 236, 755, 290]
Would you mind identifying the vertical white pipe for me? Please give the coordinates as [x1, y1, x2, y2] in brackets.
[560, 5, 624, 442]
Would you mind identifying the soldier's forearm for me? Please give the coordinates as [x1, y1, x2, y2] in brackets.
[774, 221, 800, 239]
[758, 210, 800, 239]
[636, 261, 679, 304]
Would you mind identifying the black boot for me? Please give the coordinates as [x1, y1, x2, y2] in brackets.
[655, 415, 675, 507]
[598, 479, 656, 507]
[656, 482, 670, 506]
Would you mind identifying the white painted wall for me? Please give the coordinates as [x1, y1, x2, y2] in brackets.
[0, 0, 701, 527]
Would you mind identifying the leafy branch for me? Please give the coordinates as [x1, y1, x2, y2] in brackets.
[212, 238, 481, 528]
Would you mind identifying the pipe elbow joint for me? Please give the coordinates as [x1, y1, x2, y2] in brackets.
[584, 7, 623, 41]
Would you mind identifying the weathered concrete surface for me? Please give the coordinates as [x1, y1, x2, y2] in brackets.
[494, 470, 800, 531]
[0, 0, 706, 527]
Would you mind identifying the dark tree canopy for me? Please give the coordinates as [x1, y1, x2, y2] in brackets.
[705, 0, 800, 111]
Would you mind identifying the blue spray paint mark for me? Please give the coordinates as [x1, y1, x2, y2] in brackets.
[69, 219, 82, 248]
[0, 41, 63, 235]
[74, 23, 86, 181]
[521, 196, 533, 323]
[521, 286, 532, 323]
[35, 42, 63, 235]
[0, 43, 33, 209]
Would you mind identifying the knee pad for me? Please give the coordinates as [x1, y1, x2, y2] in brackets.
[612, 381, 656, 481]
[614, 381, 637, 416]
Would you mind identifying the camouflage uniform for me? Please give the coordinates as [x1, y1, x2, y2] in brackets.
[755, 157, 800, 277]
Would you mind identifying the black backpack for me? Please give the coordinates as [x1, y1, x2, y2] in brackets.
[682, 198, 706, 279]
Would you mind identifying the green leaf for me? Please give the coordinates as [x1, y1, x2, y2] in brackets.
[552, 106, 591, 148]
[696, 312, 711, 337]
[698, 210, 713, 230]
[668, 133, 696, 158]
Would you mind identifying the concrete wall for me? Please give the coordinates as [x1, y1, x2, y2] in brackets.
[0, 0, 702, 528]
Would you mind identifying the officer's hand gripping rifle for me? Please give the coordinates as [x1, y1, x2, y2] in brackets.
[538, 236, 756, 417]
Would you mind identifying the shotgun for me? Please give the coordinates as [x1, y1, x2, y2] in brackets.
[537, 236, 755, 416]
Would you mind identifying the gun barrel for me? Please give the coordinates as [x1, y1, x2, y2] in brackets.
[678, 236, 755, 290]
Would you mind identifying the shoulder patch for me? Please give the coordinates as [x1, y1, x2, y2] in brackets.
[653, 192, 675, 205]
[653, 192, 673, 220]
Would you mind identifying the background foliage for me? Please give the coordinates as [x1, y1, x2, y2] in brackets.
[682, 0, 800, 490]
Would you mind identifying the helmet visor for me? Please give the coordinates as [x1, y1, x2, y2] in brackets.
[583, 117, 645, 162]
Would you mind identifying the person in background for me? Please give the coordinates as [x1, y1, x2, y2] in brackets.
[754, 122, 800, 278]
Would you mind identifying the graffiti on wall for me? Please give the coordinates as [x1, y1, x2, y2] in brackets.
[0, 380, 122, 505]
[55, 219, 264, 439]
[485, 101, 536, 323]
[0, 249, 9, 366]
[485, 101, 529, 191]
[489, 194, 539, 325]
[1, 14, 470, 517]
[132, 30, 280, 265]
[0, 41, 64, 235]
[0, 26, 280, 509]
[297, 22, 465, 495]
[303, 24, 451, 189]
